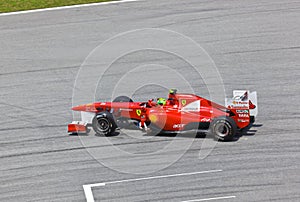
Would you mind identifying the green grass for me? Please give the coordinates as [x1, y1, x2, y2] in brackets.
[0, 0, 114, 13]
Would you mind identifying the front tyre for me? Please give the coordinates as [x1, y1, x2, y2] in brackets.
[210, 116, 237, 141]
[92, 112, 117, 136]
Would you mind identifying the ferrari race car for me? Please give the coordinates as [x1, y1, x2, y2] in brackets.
[68, 89, 257, 141]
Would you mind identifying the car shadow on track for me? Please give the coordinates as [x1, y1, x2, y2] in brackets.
[74, 123, 263, 142]
[94, 131, 121, 137]
[234, 123, 263, 141]
[143, 131, 208, 140]
[142, 123, 263, 142]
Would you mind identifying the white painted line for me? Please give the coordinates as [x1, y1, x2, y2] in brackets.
[105, 169, 222, 185]
[83, 169, 222, 202]
[0, 0, 141, 17]
[181, 196, 236, 202]
[89, 169, 222, 187]
[83, 185, 98, 202]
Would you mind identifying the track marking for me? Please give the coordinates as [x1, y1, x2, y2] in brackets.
[0, 0, 141, 17]
[83, 185, 99, 202]
[83, 169, 222, 202]
[181, 196, 236, 202]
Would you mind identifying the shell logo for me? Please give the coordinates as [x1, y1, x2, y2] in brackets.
[149, 114, 158, 123]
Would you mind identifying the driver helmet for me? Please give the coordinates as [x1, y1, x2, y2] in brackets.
[157, 98, 166, 106]
[169, 88, 177, 95]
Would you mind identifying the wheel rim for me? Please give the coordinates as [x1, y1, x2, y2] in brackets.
[215, 122, 229, 137]
[96, 118, 110, 132]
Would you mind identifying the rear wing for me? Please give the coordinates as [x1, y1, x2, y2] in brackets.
[225, 90, 258, 117]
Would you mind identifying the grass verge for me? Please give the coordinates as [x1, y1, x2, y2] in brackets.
[0, 0, 114, 13]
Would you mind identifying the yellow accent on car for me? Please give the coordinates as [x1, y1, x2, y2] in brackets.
[136, 109, 141, 116]
[149, 114, 158, 123]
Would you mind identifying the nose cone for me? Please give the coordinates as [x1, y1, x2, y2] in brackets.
[72, 105, 82, 111]
[72, 105, 87, 111]
[72, 103, 97, 111]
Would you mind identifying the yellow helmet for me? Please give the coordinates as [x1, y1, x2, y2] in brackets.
[157, 98, 166, 106]
[169, 88, 177, 95]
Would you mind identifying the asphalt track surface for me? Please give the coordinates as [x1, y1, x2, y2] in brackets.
[0, 0, 300, 201]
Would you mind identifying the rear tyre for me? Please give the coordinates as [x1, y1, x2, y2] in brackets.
[250, 116, 255, 123]
[210, 116, 237, 141]
[92, 112, 117, 136]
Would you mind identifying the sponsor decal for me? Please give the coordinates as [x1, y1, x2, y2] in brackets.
[119, 108, 133, 111]
[136, 109, 142, 116]
[181, 100, 201, 112]
[236, 109, 249, 113]
[86, 103, 93, 110]
[200, 118, 211, 122]
[240, 91, 248, 101]
[183, 107, 199, 111]
[181, 99, 187, 106]
[238, 114, 249, 118]
[238, 119, 249, 122]
[173, 124, 185, 129]
[232, 101, 248, 105]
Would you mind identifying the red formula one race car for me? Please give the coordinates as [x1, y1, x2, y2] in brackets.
[68, 89, 257, 141]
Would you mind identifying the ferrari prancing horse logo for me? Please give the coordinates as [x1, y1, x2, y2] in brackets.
[181, 99, 187, 106]
[136, 109, 141, 116]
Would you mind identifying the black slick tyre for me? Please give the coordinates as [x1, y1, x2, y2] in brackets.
[250, 116, 255, 123]
[210, 116, 237, 141]
[92, 112, 117, 136]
